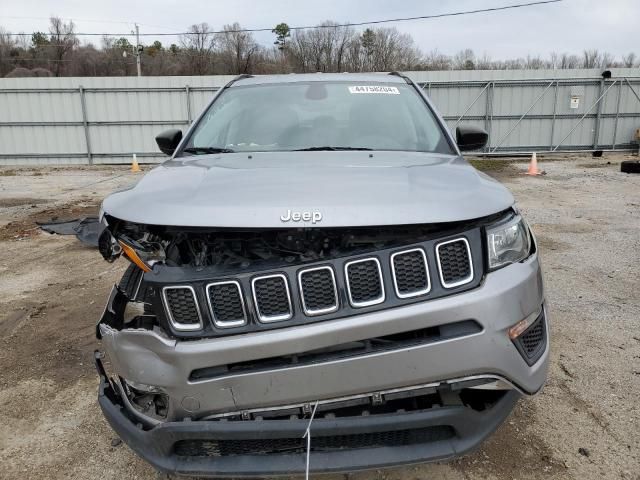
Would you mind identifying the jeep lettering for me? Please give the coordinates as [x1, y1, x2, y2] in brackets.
[280, 209, 323, 223]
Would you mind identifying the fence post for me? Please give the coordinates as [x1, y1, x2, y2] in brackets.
[612, 80, 622, 150]
[484, 82, 494, 152]
[78, 85, 92, 165]
[592, 78, 605, 149]
[549, 80, 559, 151]
[185, 85, 192, 124]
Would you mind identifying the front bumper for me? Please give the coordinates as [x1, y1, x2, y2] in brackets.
[96, 253, 548, 475]
[97, 355, 521, 476]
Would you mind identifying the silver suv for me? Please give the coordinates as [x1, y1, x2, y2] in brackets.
[95, 73, 548, 477]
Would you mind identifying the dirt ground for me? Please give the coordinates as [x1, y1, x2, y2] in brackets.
[0, 154, 638, 480]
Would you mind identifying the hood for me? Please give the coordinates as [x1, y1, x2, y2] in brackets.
[102, 151, 514, 228]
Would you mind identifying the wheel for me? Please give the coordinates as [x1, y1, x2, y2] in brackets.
[621, 160, 640, 174]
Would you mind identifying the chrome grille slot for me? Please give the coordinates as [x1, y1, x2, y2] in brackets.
[298, 266, 339, 316]
[391, 248, 430, 298]
[206, 281, 247, 328]
[251, 274, 293, 322]
[162, 286, 203, 331]
[345, 258, 385, 307]
[436, 238, 474, 288]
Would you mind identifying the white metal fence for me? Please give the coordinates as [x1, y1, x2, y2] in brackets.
[1, 69, 639, 165]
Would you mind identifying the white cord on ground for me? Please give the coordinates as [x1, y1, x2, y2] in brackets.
[302, 401, 319, 480]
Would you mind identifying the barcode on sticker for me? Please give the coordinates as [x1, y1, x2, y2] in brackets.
[348, 86, 400, 94]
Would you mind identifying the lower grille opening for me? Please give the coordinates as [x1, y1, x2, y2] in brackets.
[174, 425, 455, 457]
[203, 384, 507, 422]
[189, 319, 482, 382]
[173, 388, 508, 456]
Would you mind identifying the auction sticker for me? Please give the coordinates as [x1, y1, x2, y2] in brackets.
[348, 85, 400, 94]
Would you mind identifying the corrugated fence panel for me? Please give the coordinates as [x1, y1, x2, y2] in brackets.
[1, 70, 639, 164]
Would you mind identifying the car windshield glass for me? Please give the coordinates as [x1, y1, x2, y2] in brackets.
[181, 81, 454, 155]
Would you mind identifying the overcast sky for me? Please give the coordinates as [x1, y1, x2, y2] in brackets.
[3, 0, 639, 59]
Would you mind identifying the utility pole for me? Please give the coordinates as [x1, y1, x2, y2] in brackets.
[135, 23, 142, 76]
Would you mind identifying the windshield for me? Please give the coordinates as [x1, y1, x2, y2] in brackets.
[181, 81, 454, 155]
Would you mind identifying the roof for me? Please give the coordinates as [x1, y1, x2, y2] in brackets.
[231, 72, 408, 87]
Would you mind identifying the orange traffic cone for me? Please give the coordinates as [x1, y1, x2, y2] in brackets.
[524, 152, 544, 176]
[131, 153, 141, 173]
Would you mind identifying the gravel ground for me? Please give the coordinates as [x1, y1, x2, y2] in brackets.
[0, 154, 638, 480]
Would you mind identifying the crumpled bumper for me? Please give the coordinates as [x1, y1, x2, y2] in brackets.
[96, 253, 548, 475]
[96, 353, 521, 477]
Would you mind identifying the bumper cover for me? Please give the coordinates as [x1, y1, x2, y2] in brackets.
[96, 356, 520, 477]
[96, 254, 547, 476]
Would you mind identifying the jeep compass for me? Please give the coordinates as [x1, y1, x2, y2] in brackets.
[95, 72, 549, 477]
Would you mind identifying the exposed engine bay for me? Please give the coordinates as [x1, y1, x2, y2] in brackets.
[98, 213, 504, 269]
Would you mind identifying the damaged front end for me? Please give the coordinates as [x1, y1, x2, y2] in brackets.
[96, 211, 508, 339]
[94, 210, 547, 476]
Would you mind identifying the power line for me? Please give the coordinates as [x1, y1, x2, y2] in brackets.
[9, 0, 563, 37]
[3, 15, 183, 31]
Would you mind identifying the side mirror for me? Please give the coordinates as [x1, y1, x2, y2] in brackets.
[155, 129, 182, 156]
[456, 125, 488, 151]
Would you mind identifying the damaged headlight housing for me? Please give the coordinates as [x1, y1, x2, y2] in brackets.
[118, 238, 165, 272]
[98, 216, 165, 272]
[486, 214, 532, 270]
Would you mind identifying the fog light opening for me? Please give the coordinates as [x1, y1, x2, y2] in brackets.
[508, 309, 541, 340]
[121, 378, 169, 420]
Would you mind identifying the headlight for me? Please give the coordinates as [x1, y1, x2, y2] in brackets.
[118, 238, 165, 272]
[486, 214, 532, 270]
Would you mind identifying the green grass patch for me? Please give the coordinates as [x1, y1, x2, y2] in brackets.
[468, 159, 513, 172]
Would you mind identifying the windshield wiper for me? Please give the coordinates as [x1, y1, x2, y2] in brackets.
[181, 147, 235, 155]
[294, 146, 372, 151]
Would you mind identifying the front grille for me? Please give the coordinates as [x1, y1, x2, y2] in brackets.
[252, 274, 292, 322]
[436, 238, 473, 288]
[514, 311, 547, 365]
[150, 226, 487, 337]
[174, 425, 455, 457]
[345, 258, 385, 307]
[206, 281, 246, 328]
[162, 286, 202, 331]
[391, 248, 430, 298]
[298, 266, 338, 315]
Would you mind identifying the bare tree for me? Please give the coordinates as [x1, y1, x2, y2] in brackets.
[49, 17, 78, 76]
[582, 49, 601, 68]
[2, 18, 640, 77]
[476, 53, 493, 70]
[558, 53, 580, 69]
[599, 52, 615, 68]
[622, 52, 637, 68]
[217, 23, 259, 74]
[181, 23, 216, 75]
[0, 28, 17, 77]
[453, 49, 475, 70]
[424, 49, 451, 70]
[525, 55, 545, 69]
